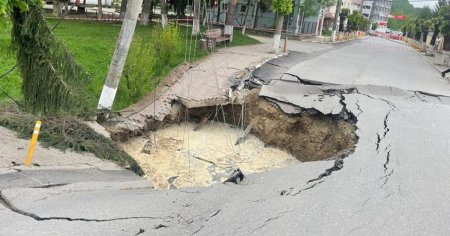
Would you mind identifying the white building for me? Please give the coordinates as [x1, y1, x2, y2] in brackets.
[362, 0, 392, 29]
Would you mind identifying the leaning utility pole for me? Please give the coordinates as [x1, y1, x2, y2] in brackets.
[331, 0, 342, 43]
[97, 0, 143, 111]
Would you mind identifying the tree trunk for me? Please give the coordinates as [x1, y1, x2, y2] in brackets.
[216, 0, 221, 23]
[241, 0, 251, 34]
[141, 0, 152, 25]
[97, 0, 144, 111]
[64, 1, 69, 13]
[252, 1, 258, 29]
[192, 0, 200, 34]
[272, 14, 284, 53]
[53, 0, 63, 17]
[97, 0, 103, 20]
[225, 0, 238, 41]
[422, 31, 428, 43]
[444, 35, 450, 51]
[120, 0, 127, 18]
[161, 0, 168, 28]
[202, 0, 207, 25]
[431, 24, 439, 45]
[298, 7, 305, 34]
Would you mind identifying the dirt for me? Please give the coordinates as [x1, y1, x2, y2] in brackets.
[177, 90, 358, 162]
[120, 89, 357, 189]
[121, 123, 299, 190]
[244, 90, 357, 162]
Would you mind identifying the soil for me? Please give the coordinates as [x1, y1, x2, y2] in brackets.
[121, 123, 299, 190]
[120, 89, 357, 189]
[178, 90, 358, 162]
[244, 90, 357, 162]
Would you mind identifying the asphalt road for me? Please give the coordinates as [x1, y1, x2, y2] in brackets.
[2, 37, 450, 235]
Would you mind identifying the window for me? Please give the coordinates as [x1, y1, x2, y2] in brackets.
[240, 5, 247, 13]
[222, 3, 228, 11]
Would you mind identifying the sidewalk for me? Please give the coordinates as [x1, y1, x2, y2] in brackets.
[105, 36, 281, 140]
[420, 51, 449, 74]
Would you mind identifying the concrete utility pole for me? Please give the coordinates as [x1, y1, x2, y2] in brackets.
[97, 0, 143, 111]
[331, 0, 342, 43]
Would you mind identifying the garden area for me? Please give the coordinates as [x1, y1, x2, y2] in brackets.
[0, 19, 259, 110]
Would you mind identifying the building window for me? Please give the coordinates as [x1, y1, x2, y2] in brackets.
[240, 5, 247, 13]
[222, 3, 228, 11]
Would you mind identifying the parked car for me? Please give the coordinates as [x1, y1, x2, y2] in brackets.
[390, 31, 403, 40]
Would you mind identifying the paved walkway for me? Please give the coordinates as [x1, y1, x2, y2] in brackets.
[107, 36, 280, 138]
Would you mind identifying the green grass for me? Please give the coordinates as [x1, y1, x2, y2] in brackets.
[0, 19, 259, 110]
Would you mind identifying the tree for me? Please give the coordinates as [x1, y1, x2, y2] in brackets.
[169, 0, 188, 18]
[97, 0, 103, 20]
[271, 0, 292, 53]
[225, 0, 238, 41]
[98, 0, 144, 111]
[241, 0, 252, 34]
[192, 0, 200, 34]
[140, 0, 152, 25]
[439, 5, 450, 51]
[161, 0, 168, 28]
[339, 8, 350, 32]
[430, 17, 442, 45]
[53, 0, 64, 16]
[419, 6, 433, 20]
[120, 0, 127, 18]
[372, 22, 378, 30]
[10, 0, 94, 115]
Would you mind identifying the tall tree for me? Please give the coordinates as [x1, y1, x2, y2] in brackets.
[161, 0, 168, 28]
[192, 0, 200, 34]
[120, 0, 127, 18]
[241, 0, 252, 34]
[141, 0, 152, 25]
[439, 5, 450, 51]
[271, 0, 292, 53]
[225, 0, 238, 41]
[339, 8, 350, 32]
[97, 0, 103, 20]
[53, 0, 63, 16]
[98, 0, 144, 111]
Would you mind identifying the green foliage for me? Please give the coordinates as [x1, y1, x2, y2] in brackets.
[440, 5, 450, 36]
[11, 2, 95, 116]
[121, 35, 157, 104]
[271, 0, 292, 15]
[388, 0, 420, 30]
[339, 8, 350, 31]
[372, 22, 378, 30]
[419, 6, 433, 20]
[322, 28, 331, 36]
[347, 11, 370, 31]
[158, 25, 182, 66]
[0, 105, 144, 175]
[1, 20, 259, 110]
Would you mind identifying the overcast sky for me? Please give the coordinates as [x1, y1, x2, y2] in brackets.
[409, 0, 438, 8]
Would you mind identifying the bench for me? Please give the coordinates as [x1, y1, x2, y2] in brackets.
[204, 28, 230, 48]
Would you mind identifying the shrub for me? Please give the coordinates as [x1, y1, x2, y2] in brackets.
[158, 25, 182, 66]
[120, 35, 157, 105]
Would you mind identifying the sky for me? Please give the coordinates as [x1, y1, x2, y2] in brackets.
[409, 0, 438, 8]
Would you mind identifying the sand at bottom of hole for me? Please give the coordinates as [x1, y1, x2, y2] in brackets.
[121, 122, 300, 190]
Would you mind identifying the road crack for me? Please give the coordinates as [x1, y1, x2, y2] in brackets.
[0, 191, 162, 222]
[253, 211, 291, 232]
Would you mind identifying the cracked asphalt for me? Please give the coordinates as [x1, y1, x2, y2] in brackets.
[2, 36, 450, 235]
